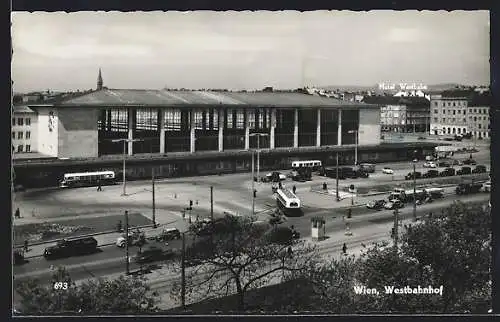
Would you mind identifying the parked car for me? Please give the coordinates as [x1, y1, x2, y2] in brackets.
[451, 159, 463, 166]
[405, 172, 422, 180]
[382, 167, 394, 174]
[425, 155, 436, 161]
[482, 181, 491, 192]
[443, 137, 455, 141]
[457, 167, 472, 176]
[463, 159, 477, 165]
[134, 246, 174, 264]
[423, 161, 437, 168]
[384, 199, 405, 210]
[366, 200, 387, 210]
[116, 231, 146, 248]
[418, 136, 427, 140]
[439, 167, 456, 177]
[154, 228, 181, 242]
[472, 165, 487, 174]
[438, 160, 452, 167]
[44, 237, 98, 260]
[423, 170, 440, 178]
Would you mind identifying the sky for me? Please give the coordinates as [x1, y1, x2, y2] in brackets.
[11, 10, 490, 93]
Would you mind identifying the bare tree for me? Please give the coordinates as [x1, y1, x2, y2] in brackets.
[170, 215, 317, 311]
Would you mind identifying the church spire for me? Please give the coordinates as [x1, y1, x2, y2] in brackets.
[97, 68, 103, 90]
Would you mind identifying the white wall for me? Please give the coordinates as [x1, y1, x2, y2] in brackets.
[36, 107, 59, 157]
[358, 108, 381, 146]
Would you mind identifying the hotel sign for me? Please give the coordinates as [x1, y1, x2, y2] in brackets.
[378, 83, 428, 91]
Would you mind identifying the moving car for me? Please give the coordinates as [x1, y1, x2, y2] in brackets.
[423, 161, 437, 168]
[382, 167, 394, 174]
[482, 181, 491, 192]
[384, 199, 405, 210]
[366, 200, 386, 210]
[44, 237, 98, 260]
[457, 166, 472, 176]
[265, 172, 286, 182]
[439, 167, 456, 177]
[359, 163, 376, 173]
[116, 231, 146, 248]
[472, 165, 487, 174]
[405, 172, 422, 180]
[423, 170, 439, 178]
[134, 246, 174, 264]
[154, 228, 181, 242]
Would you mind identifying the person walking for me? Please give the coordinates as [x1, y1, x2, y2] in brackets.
[23, 240, 29, 252]
[14, 208, 20, 219]
[97, 180, 102, 191]
[292, 185, 297, 194]
[342, 243, 347, 255]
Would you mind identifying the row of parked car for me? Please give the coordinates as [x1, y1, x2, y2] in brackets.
[405, 164, 487, 180]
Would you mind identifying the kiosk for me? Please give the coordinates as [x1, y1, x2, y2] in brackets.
[311, 216, 326, 241]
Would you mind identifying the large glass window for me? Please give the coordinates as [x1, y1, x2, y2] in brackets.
[135, 108, 157, 130]
[26, 131, 30, 139]
[18, 132, 23, 139]
[226, 109, 234, 129]
[236, 109, 245, 129]
[194, 110, 204, 130]
[26, 118, 31, 126]
[248, 110, 256, 129]
[165, 109, 182, 131]
[17, 118, 23, 126]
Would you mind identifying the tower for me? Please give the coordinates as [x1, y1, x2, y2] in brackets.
[97, 68, 103, 90]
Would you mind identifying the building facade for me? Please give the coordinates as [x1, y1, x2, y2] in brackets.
[11, 105, 38, 154]
[363, 96, 430, 133]
[25, 88, 382, 159]
[467, 105, 490, 139]
[430, 95, 490, 138]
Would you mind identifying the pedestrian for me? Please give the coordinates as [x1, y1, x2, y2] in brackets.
[97, 180, 102, 191]
[278, 181, 283, 189]
[14, 208, 20, 219]
[342, 243, 347, 255]
[23, 240, 29, 252]
[292, 185, 296, 194]
[347, 208, 352, 219]
[323, 182, 327, 190]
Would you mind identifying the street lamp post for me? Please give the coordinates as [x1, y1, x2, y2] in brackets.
[412, 150, 418, 222]
[348, 130, 359, 166]
[249, 133, 269, 181]
[251, 150, 255, 217]
[151, 168, 156, 228]
[111, 138, 144, 196]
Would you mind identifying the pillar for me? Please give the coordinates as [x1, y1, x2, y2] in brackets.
[127, 108, 134, 156]
[190, 109, 196, 153]
[337, 109, 342, 146]
[158, 109, 165, 154]
[293, 108, 299, 148]
[218, 109, 224, 152]
[270, 109, 276, 149]
[316, 108, 321, 147]
[245, 109, 250, 150]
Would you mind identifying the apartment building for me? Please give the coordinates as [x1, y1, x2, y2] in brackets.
[429, 95, 469, 136]
[12, 105, 37, 154]
[430, 93, 490, 138]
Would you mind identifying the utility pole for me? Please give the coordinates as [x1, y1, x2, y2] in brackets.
[413, 151, 418, 222]
[152, 167, 156, 228]
[393, 208, 399, 253]
[249, 133, 269, 182]
[210, 186, 214, 222]
[251, 150, 255, 217]
[336, 152, 340, 202]
[181, 232, 186, 310]
[111, 138, 143, 196]
[125, 210, 130, 275]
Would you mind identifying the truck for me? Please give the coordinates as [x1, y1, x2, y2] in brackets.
[455, 182, 482, 195]
[389, 188, 427, 203]
[435, 145, 459, 158]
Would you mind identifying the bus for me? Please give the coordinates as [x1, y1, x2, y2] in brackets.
[276, 188, 302, 217]
[320, 166, 366, 179]
[59, 171, 117, 188]
[291, 160, 322, 171]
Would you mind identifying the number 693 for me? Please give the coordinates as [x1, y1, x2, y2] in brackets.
[53, 282, 68, 290]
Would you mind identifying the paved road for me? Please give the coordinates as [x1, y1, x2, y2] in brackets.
[13, 193, 489, 287]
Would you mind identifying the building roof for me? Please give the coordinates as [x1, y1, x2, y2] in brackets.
[12, 105, 36, 114]
[41, 89, 380, 109]
[362, 96, 429, 106]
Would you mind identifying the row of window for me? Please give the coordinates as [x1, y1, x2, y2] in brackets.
[433, 116, 489, 124]
[437, 127, 489, 138]
[12, 131, 31, 139]
[433, 101, 467, 107]
[12, 145, 31, 153]
[433, 108, 489, 115]
[12, 117, 32, 126]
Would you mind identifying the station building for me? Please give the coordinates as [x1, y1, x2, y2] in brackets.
[13, 86, 439, 188]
